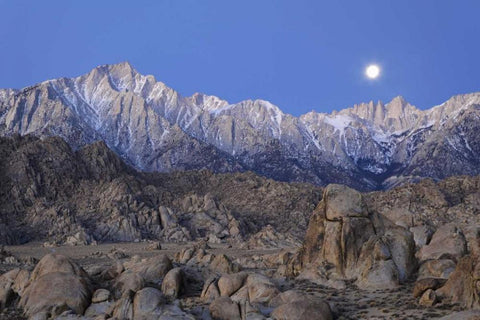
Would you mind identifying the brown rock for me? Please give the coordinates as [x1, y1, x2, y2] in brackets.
[112, 271, 145, 298]
[112, 290, 134, 320]
[416, 224, 467, 262]
[419, 289, 437, 306]
[84, 300, 111, 318]
[436, 255, 480, 308]
[0, 275, 14, 310]
[146, 241, 162, 251]
[384, 227, 417, 281]
[20, 272, 91, 317]
[91, 289, 111, 303]
[133, 287, 166, 319]
[410, 225, 435, 249]
[418, 259, 456, 280]
[323, 184, 368, 221]
[356, 260, 399, 290]
[413, 278, 447, 298]
[201, 276, 220, 303]
[210, 254, 239, 274]
[245, 273, 279, 304]
[464, 226, 480, 258]
[19, 254, 92, 318]
[271, 298, 333, 320]
[176, 248, 195, 264]
[100, 260, 124, 281]
[269, 290, 308, 307]
[299, 185, 416, 289]
[29, 253, 88, 281]
[355, 237, 398, 289]
[217, 272, 247, 297]
[12, 269, 30, 296]
[0, 268, 30, 309]
[209, 296, 241, 320]
[127, 254, 172, 283]
[230, 285, 249, 304]
[161, 267, 183, 299]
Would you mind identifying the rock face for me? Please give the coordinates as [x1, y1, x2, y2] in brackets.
[296, 184, 416, 289]
[0, 134, 321, 245]
[416, 224, 467, 262]
[2, 62, 480, 190]
[209, 296, 241, 320]
[132, 287, 166, 319]
[161, 267, 183, 299]
[436, 255, 480, 309]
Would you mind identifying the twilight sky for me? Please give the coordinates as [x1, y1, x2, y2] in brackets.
[1, 0, 479, 116]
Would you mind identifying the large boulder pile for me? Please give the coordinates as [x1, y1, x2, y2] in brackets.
[293, 184, 416, 289]
[201, 271, 332, 320]
[410, 223, 479, 308]
[0, 253, 202, 319]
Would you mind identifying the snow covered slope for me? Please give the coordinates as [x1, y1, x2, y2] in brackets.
[1, 62, 480, 190]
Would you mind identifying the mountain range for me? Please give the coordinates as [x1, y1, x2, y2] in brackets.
[1, 62, 479, 190]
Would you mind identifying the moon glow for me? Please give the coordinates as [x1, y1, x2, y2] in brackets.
[365, 64, 380, 79]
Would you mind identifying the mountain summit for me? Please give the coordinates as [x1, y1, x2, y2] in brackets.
[1, 62, 480, 190]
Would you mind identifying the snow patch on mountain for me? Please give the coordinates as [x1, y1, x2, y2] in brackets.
[2, 62, 480, 190]
[323, 114, 352, 134]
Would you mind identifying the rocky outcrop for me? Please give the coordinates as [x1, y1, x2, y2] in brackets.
[416, 224, 467, 262]
[295, 184, 416, 289]
[436, 255, 480, 309]
[413, 278, 446, 298]
[19, 254, 92, 318]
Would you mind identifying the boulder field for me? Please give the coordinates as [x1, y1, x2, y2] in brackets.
[0, 180, 479, 319]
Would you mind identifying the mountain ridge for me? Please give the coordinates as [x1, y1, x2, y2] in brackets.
[1, 62, 480, 190]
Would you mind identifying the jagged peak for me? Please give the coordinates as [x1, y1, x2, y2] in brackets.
[235, 99, 283, 113]
[4, 62, 480, 133]
[384, 95, 418, 111]
[187, 92, 229, 111]
[388, 95, 407, 105]
[95, 61, 135, 73]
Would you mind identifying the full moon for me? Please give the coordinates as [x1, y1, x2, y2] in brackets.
[365, 64, 380, 79]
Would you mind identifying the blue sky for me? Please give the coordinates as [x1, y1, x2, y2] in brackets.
[1, 0, 479, 115]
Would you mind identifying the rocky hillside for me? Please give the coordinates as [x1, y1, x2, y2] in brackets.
[1, 62, 479, 190]
[0, 134, 321, 245]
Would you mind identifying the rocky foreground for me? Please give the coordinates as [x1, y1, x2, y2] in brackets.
[0, 180, 479, 319]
